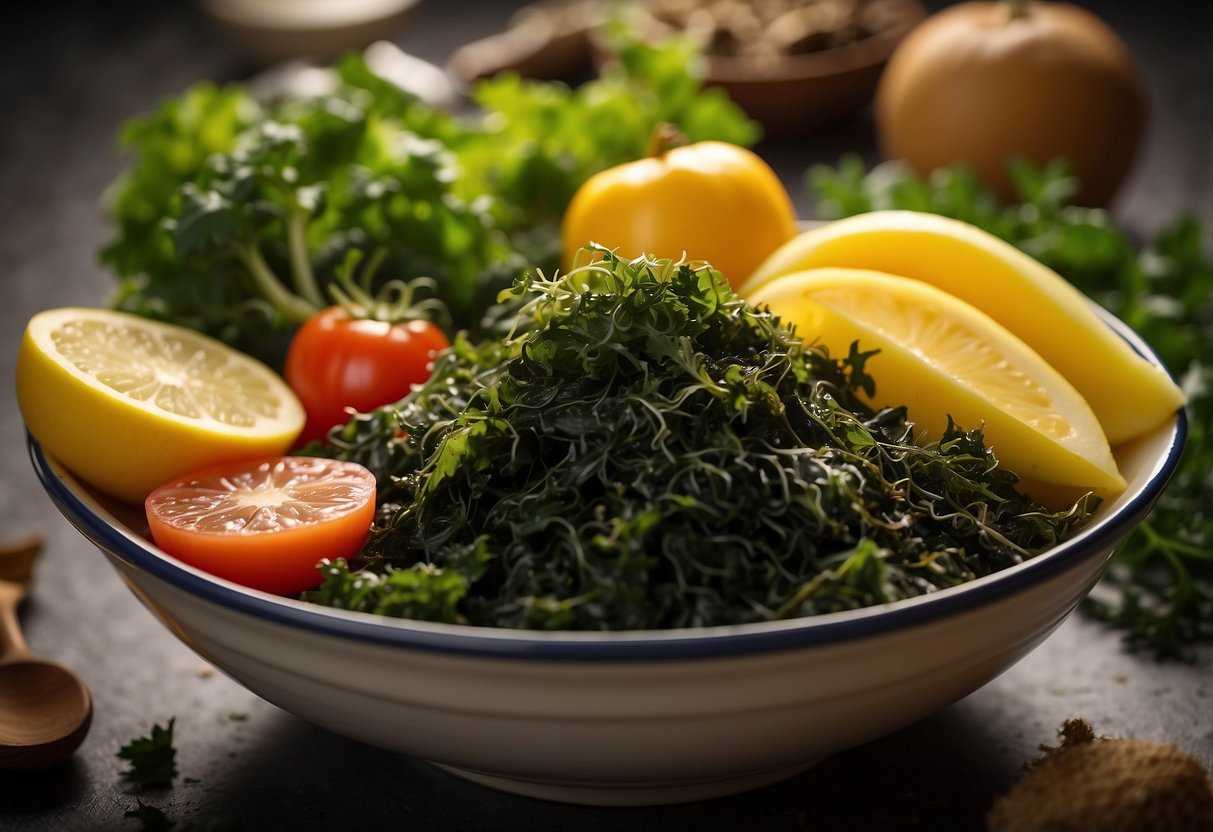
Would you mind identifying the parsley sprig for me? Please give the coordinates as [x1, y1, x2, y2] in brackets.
[117, 719, 178, 791]
[809, 156, 1213, 658]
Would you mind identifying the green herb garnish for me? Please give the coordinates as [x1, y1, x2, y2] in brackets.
[124, 800, 174, 832]
[310, 249, 1095, 629]
[117, 719, 178, 790]
[125, 799, 241, 832]
[809, 156, 1213, 658]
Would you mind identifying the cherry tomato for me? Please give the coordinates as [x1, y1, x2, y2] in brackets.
[561, 127, 798, 289]
[285, 307, 449, 445]
[145, 456, 376, 595]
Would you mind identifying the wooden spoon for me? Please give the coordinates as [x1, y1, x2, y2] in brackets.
[0, 534, 93, 770]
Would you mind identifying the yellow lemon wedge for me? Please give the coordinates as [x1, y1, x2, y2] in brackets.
[741, 211, 1186, 445]
[16, 307, 305, 503]
[749, 268, 1126, 495]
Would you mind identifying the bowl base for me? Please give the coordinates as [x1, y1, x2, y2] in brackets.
[429, 759, 821, 806]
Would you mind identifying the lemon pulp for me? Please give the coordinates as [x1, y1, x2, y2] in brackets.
[750, 268, 1125, 495]
[742, 211, 1186, 445]
[17, 308, 304, 503]
[49, 317, 286, 427]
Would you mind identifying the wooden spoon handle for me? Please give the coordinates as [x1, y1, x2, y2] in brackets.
[0, 532, 42, 584]
[0, 580, 32, 661]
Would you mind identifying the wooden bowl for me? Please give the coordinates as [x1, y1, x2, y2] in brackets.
[700, 0, 927, 135]
[593, 0, 928, 136]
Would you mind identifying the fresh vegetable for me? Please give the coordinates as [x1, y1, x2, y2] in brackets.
[309, 248, 1096, 629]
[560, 124, 798, 287]
[104, 69, 486, 363]
[117, 719, 178, 791]
[100, 35, 758, 368]
[875, 0, 1145, 206]
[285, 272, 451, 446]
[15, 308, 304, 504]
[145, 456, 376, 595]
[747, 267, 1124, 497]
[742, 210, 1186, 445]
[808, 156, 1212, 658]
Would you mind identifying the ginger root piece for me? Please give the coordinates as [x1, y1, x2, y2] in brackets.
[987, 719, 1213, 832]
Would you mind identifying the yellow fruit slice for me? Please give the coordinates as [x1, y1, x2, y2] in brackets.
[750, 268, 1126, 495]
[16, 308, 305, 504]
[741, 211, 1185, 445]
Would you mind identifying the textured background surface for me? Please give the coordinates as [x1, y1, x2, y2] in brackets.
[1, 2, 1209, 829]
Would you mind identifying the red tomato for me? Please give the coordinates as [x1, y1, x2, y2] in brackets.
[285, 307, 449, 445]
[145, 456, 376, 595]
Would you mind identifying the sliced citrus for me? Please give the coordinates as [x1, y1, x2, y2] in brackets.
[750, 267, 1126, 495]
[145, 456, 376, 595]
[741, 211, 1186, 445]
[16, 307, 305, 503]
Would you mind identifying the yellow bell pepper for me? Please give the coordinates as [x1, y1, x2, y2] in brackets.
[561, 125, 798, 289]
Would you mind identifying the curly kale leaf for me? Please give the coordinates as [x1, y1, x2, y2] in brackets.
[312, 250, 1094, 630]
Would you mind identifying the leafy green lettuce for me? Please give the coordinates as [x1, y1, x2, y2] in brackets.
[100, 36, 758, 367]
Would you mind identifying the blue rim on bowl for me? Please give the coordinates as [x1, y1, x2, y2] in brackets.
[29, 310, 1186, 663]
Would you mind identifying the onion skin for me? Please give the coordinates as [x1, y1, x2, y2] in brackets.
[875, 0, 1146, 206]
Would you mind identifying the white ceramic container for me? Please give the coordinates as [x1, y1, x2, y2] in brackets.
[30, 314, 1185, 806]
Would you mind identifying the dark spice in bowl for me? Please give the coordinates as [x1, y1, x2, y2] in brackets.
[605, 0, 929, 134]
[644, 0, 916, 60]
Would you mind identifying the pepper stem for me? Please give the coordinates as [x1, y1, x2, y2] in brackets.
[647, 122, 687, 158]
[1003, 0, 1032, 21]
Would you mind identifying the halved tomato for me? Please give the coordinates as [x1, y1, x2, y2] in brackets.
[144, 456, 376, 595]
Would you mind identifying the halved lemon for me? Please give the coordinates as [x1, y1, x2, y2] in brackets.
[16, 307, 305, 503]
[742, 211, 1186, 445]
[750, 268, 1126, 495]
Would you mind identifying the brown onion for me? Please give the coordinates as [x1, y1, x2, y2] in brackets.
[875, 0, 1146, 205]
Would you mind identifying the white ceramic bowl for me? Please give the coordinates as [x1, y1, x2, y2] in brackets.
[200, 0, 420, 66]
[30, 312, 1184, 807]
